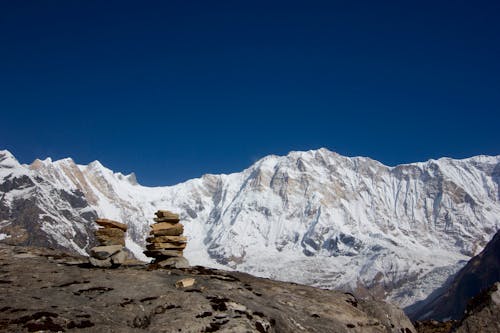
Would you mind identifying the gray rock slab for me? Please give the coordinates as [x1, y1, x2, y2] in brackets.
[0, 243, 416, 333]
[110, 250, 127, 265]
[90, 245, 123, 259]
[157, 256, 190, 269]
[89, 256, 113, 268]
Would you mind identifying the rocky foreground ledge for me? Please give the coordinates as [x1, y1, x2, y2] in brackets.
[0, 243, 415, 333]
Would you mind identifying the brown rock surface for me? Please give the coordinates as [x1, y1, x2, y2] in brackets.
[149, 223, 184, 236]
[146, 235, 187, 244]
[95, 228, 125, 246]
[150, 222, 179, 232]
[0, 243, 417, 333]
[95, 218, 128, 232]
[146, 211, 188, 266]
[413, 320, 457, 333]
[146, 243, 187, 250]
[153, 217, 180, 223]
[175, 278, 196, 288]
[154, 210, 179, 220]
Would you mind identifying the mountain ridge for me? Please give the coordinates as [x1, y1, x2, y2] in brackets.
[1, 148, 499, 309]
[7, 147, 499, 186]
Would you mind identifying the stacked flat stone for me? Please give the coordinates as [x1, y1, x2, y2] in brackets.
[89, 218, 128, 268]
[144, 210, 189, 268]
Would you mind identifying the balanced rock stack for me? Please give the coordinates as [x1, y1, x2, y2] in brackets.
[89, 218, 128, 268]
[144, 210, 189, 268]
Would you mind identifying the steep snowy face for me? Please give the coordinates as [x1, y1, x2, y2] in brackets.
[183, 149, 500, 307]
[0, 151, 97, 254]
[1, 148, 499, 308]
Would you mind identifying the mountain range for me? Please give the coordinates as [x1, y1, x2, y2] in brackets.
[0, 148, 499, 309]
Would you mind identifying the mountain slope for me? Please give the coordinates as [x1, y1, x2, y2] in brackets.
[1, 148, 499, 308]
[0, 151, 97, 254]
[407, 229, 500, 320]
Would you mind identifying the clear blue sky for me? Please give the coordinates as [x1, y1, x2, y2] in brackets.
[1, 1, 499, 185]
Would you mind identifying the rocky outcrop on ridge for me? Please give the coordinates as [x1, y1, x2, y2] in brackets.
[0, 243, 416, 333]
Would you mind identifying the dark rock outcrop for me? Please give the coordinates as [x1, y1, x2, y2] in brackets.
[413, 320, 457, 333]
[408, 230, 500, 321]
[454, 282, 500, 333]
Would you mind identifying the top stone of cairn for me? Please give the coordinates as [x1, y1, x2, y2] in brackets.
[95, 218, 128, 232]
[154, 210, 180, 222]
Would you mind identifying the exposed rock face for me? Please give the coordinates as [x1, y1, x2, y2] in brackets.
[1, 148, 499, 308]
[407, 230, 500, 320]
[413, 320, 457, 333]
[0, 243, 416, 333]
[454, 282, 500, 333]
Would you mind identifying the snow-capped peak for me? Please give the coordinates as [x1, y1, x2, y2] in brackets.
[0, 150, 20, 168]
[1, 148, 499, 310]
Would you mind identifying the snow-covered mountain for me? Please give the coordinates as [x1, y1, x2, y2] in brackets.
[1, 148, 499, 308]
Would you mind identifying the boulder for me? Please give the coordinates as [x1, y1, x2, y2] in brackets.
[90, 245, 123, 260]
[89, 256, 113, 268]
[157, 257, 190, 269]
[110, 250, 127, 265]
[95, 218, 128, 232]
[175, 278, 195, 288]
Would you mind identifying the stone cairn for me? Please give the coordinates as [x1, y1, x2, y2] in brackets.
[144, 210, 189, 269]
[89, 218, 128, 267]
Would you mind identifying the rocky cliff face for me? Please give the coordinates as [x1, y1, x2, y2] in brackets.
[454, 282, 500, 333]
[407, 230, 500, 321]
[0, 148, 499, 308]
[0, 243, 416, 333]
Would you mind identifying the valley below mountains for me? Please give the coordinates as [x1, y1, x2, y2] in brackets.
[0, 148, 499, 310]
